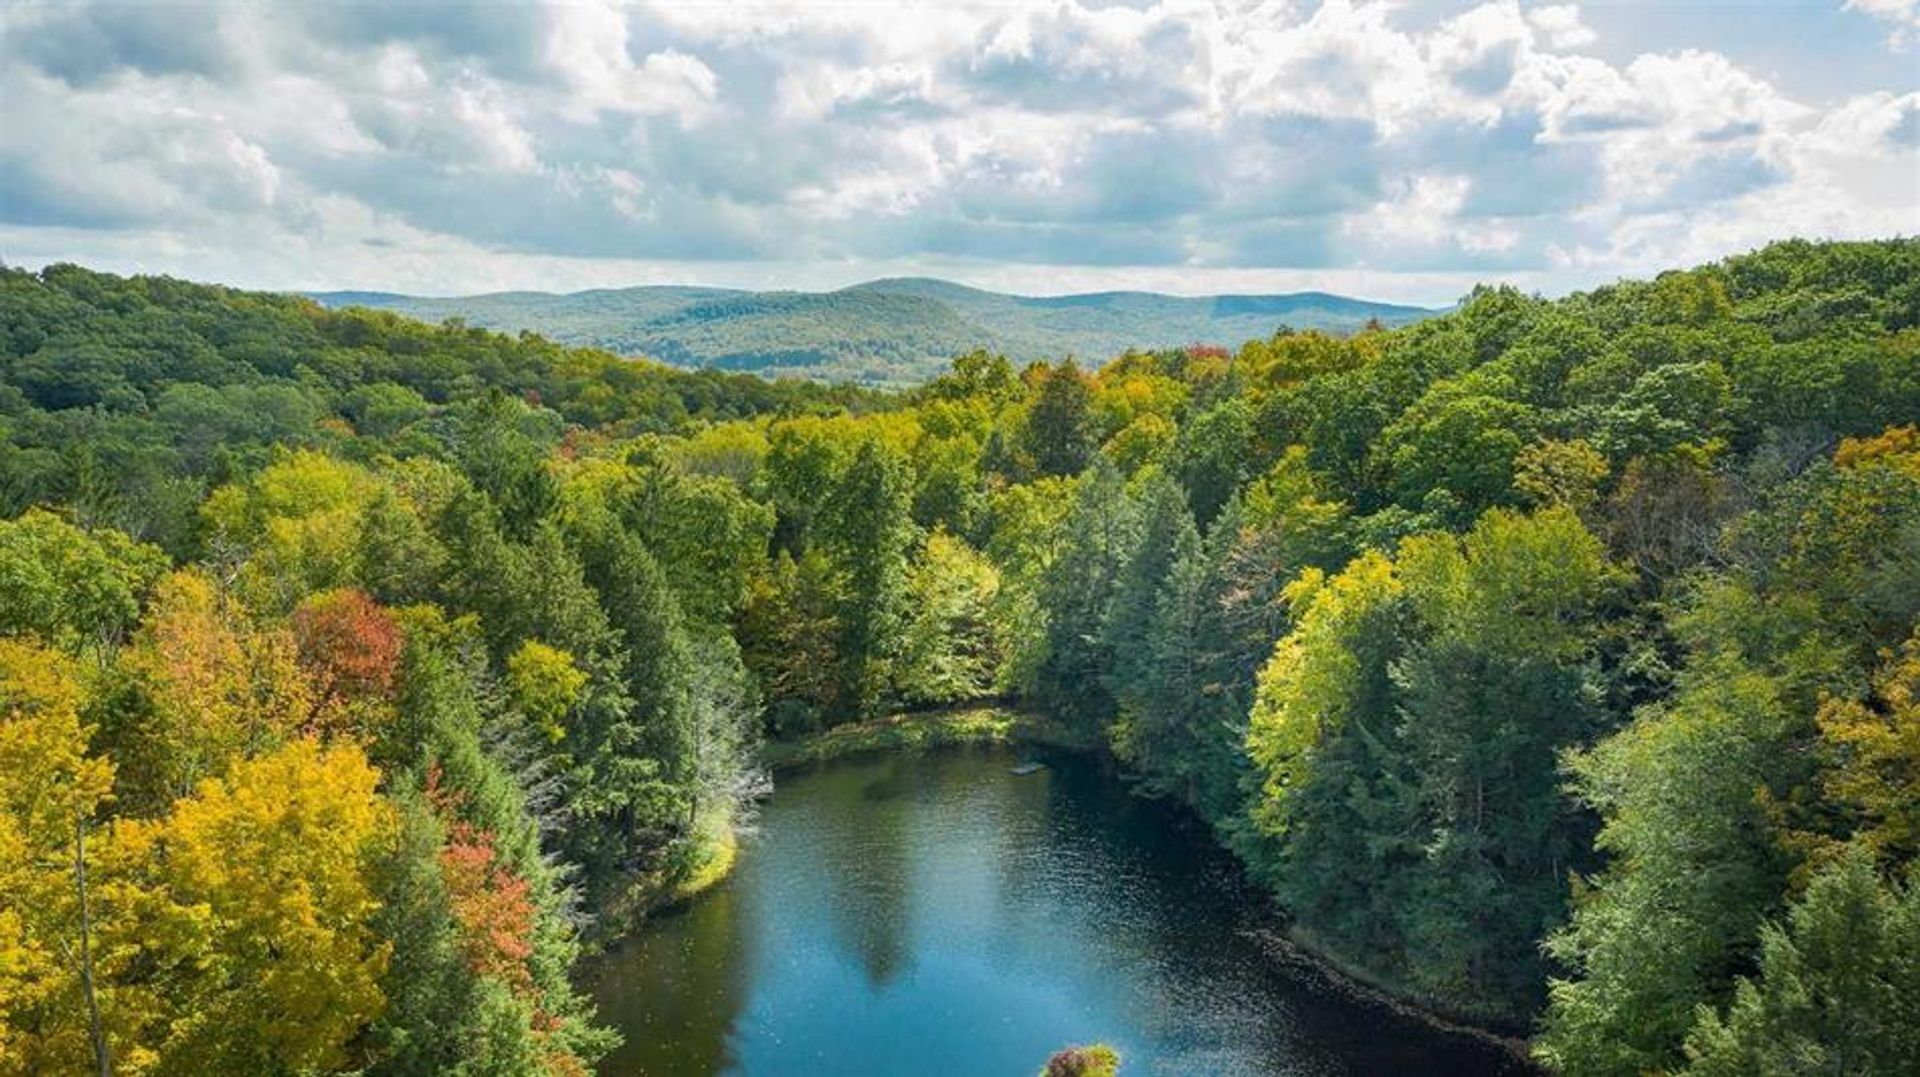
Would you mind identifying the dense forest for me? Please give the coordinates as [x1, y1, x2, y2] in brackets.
[3, 238, 1918, 1075]
[312, 277, 1431, 384]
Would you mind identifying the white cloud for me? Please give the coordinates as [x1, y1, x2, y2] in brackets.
[1345, 172, 1522, 262]
[0, 0, 1913, 299]
[546, 3, 718, 120]
[1221, 1, 1432, 134]
[1847, 0, 1920, 49]
[1526, 5, 1596, 50]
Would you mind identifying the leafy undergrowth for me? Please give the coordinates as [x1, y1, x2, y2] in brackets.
[671, 827, 739, 904]
[596, 807, 743, 936]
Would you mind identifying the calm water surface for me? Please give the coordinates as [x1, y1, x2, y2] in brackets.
[582, 746, 1529, 1076]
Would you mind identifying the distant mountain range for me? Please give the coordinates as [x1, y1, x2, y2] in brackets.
[310, 277, 1438, 383]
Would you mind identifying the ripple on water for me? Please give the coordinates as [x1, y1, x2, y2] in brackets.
[581, 746, 1532, 1077]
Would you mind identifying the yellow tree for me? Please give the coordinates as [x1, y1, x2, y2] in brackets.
[506, 640, 588, 742]
[0, 641, 116, 1075]
[1813, 630, 1920, 866]
[117, 569, 312, 810]
[130, 737, 397, 1074]
[201, 449, 380, 611]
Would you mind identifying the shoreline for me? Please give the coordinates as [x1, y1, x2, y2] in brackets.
[755, 703, 1096, 771]
[591, 809, 741, 939]
[612, 702, 1543, 1069]
[1246, 924, 1541, 1070]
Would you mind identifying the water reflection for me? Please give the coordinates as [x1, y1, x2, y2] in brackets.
[827, 760, 914, 987]
[587, 875, 750, 1075]
[580, 747, 1531, 1077]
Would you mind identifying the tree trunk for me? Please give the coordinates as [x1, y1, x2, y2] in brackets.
[74, 811, 112, 1077]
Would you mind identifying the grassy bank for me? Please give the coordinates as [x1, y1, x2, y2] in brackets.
[758, 704, 1095, 771]
[670, 826, 738, 902]
[594, 806, 741, 937]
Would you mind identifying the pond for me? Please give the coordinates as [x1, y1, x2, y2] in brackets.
[582, 746, 1531, 1076]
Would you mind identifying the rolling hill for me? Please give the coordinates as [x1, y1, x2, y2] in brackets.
[310, 278, 1436, 383]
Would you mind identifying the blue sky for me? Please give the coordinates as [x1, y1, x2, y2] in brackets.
[1, 1, 1915, 304]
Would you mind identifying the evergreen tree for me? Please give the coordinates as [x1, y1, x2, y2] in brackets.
[1119, 496, 1226, 815]
[1102, 472, 1198, 719]
[1680, 847, 1920, 1077]
[1035, 459, 1141, 733]
[819, 439, 916, 720]
[1021, 361, 1098, 478]
[575, 524, 699, 818]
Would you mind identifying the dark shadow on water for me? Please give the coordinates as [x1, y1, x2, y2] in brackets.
[580, 745, 1532, 1076]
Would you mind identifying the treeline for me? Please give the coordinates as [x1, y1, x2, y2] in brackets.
[4, 238, 1919, 1074]
[0, 264, 881, 556]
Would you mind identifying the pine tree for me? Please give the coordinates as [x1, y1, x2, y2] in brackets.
[819, 440, 916, 720]
[1682, 847, 1920, 1076]
[1035, 460, 1140, 733]
[1021, 361, 1097, 478]
[1103, 472, 1198, 719]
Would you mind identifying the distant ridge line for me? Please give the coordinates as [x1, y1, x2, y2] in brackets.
[308, 277, 1437, 384]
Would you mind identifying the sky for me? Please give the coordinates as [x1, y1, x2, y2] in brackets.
[1, 1, 1916, 306]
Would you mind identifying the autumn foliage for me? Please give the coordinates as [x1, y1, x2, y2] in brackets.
[426, 764, 537, 992]
[4, 242, 1919, 1074]
[440, 821, 538, 992]
[292, 588, 404, 731]
[120, 569, 312, 807]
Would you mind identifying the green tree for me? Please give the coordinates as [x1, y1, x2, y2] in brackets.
[1537, 655, 1798, 1075]
[1103, 473, 1198, 730]
[1249, 508, 1616, 1018]
[445, 393, 560, 538]
[925, 348, 1020, 404]
[1681, 847, 1920, 1077]
[898, 531, 1004, 705]
[567, 512, 702, 864]
[1034, 461, 1139, 733]
[441, 498, 613, 664]
[1596, 361, 1734, 462]
[0, 511, 168, 649]
[1378, 388, 1537, 514]
[355, 486, 447, 607]
[1021, 361, 1098, 478]
[1175, 398, 1255, 528]
[739, 550, 842, 734]
[818, 440, 916, 720]
[1513, 437, 1608, 518]
[565, 445, 774, 630]
[763, 415, 860, 555]
[1114, 495, 1249, 826]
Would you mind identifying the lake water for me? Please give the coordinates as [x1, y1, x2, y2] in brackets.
[582, 746, 1531, 1076]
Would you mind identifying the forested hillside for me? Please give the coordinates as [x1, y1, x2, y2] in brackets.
[4, 238, 1918, 1075]
[312, 278, 1433, 383]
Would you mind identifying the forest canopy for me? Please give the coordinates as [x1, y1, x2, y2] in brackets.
[3, 237, 1918, 1075]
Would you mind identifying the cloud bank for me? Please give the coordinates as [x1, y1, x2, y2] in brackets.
[1, 0, 1915, 302]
